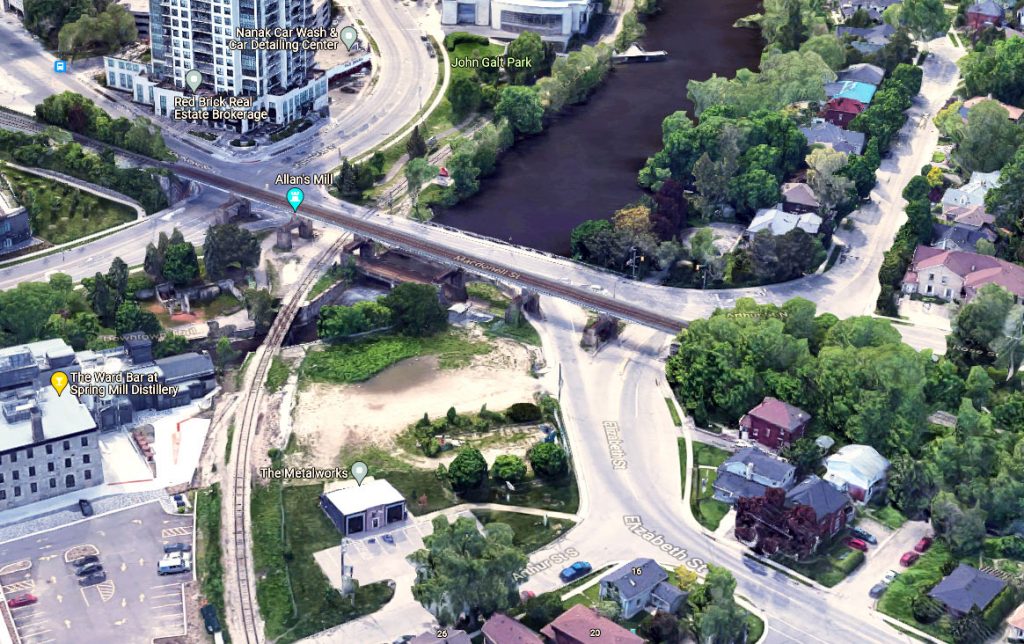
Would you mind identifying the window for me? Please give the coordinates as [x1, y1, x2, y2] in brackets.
[928, 273, 935, 281]
[84, 470, 92, 481]
[46, 444, 53, 455]
[13, 486, 20, 497]
[30, 483, 36, 494]
[63, 440, 70, 451]
[10, 452, 16, 462]
[49, 479, 56, 489]
[0, 473, 4, 483]
[81, 437, 88, 447]
[83, 455, 90, 465]
[26, 448, 32, 458]
[12, 471, 18, 481]
[0, 490, 5, 500]
[64, 458, 72, 468]
[65, 474, 75, 488]
[47, 463, 54, 472]
[28, 466, 35, 477]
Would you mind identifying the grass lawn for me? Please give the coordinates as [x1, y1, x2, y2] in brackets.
[195, 485, 229, 642]
[877, 542, 955, 643]
[471, 510, 575, 553]
[484, 318, 541, 345]
[203, 292, 243, 318]
[664, 398, 683, 426]
[300, 331, 491, 384]
[466, 282, 509, 308]
[779, 537, 864, 587]
[931, 151, 946, 163]
[865, 504, 908, 530]
[308, 264, 350, 300]
[682, 440, 732, 530]
[265, 355, 290, 393]
[251, 481, 395, 643]
[5, 168, 137, 244]
[224, 423, 235, 464]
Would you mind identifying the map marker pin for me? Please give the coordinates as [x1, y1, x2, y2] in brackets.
[286, 187, 304, 212]
[184, 69, 203, 92]
[51, 371, 69, 396]
[340, 26, 359, 51]
[350, 461, 368, 486]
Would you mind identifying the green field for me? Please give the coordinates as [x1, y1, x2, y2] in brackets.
[300, 331, 492, 384]
[780, 538, 865, 587]
[251, 482, 394, 643]
[265, 355, 290, 393]
[5, 168, 137, 244]
[471, 510, 575, 553]
[682, 440, 732, 530]
[195, 485, 229, 643]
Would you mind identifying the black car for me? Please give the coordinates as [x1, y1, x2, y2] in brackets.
[79, 571, 107, 586]
[78, 499, 94, 517]
[75, 562, 103, 576]
[70, 555, 99, 567]
[164, 543, 192, 554]
[850, 527, 877, 544]
[200, 604, 222, 634]
[869, 582, 888, 598]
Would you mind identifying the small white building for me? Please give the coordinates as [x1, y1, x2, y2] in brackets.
[320, 477, 408, 535]
[824, 444, 889, 504]
[441, 0, 595, 38]
[747, 208, 823, 236]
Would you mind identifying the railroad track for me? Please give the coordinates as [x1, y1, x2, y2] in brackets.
[227, 232, 352, 644]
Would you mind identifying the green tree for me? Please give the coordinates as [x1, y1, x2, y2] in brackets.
[495, 86, 544, 136]
[527, 442, 569, 478]
[409, 515, 527, 624]
[693, 566, 746, 644]
[162, 242, 199, 285]
[959, 35, 1024, 106]
[106, 257, 129, 298]
[406, 125, 427, 159]
[930, 491, 986, 557]
[780, 438, 822, 477]
[955, 100, 1023, 173]
[888, 455, 937, 518]
[506, 31, 546, 84]
[964, 366, 994, 409]
[898, 0, 948, 39]
[491, 454, 527, 484]
[729, 169, 780, 215]
[447, 74, 482, 120]
[42, 311, 101, 351]
[113, 301, 161, 338]
[405, 157, 438, 218]
[949, 284, 1015, 365]
[214, 336, 238, 371]
[154, 332, 189, 358]
[381, 283, 447, 337]
[86, 272, 118, 326]
[799, 34, 845, 70]
[986, 147, 1024, 234]
[447, 149, 481, 200]
[244, 288, 278, 333]
[203, 223, 261, 279]
[447, 448, 488, 492]
[761, 0, 808, 50]
[805, 147, 853, 217]
[933, 100, 965, 139]
[317, 300, 391, 339]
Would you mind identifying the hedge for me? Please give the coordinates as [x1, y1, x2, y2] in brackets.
[835, 549, 866, 575]
[444, 32, 490, 51]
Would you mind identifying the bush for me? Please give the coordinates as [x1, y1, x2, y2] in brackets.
[834, 549, 865, 575]
[491, 454, 527, 484]
[444, 31, 490, 51]
[983, 536, 1024, 560]
[506, 402, 542, 423]
[448, 447, 487, 491]
[527, 442, 569, 479]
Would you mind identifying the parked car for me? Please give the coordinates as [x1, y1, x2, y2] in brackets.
[70, 554, 99, 567]
[883, 570, 899, 584]
[78, 499, 94, 517]
[845, 537, 869, 552]
[79, 571, 107, 586]
[900, 551, 920, 567]
[163, 543, 192, 554]
[850, 527, 877, 544]
[6, 594, 37, 608]
[200, 604, 222, 634]
[157, 553, 192, 576]
[914, 537, 933, 553]
[75, 562, 103, 576]
[559, 561, 592, 582]
[868, 583, 888, 598]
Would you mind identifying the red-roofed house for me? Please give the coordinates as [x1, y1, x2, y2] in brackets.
[540, 605, 643, 644]
[901, 246, 1024, 302]
[966, 1, 1004, 30]
[822, 97, 866, 128]
[739, 397, 811, 450]
[482, 613, 543, 644]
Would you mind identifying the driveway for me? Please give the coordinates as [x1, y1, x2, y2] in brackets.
[834, 518, 932, 607]
[0, 501, 194, 644]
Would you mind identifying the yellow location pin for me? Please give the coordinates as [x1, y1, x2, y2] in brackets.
[51, 371, 69, 396]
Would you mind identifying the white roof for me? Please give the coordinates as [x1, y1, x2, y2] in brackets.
[747, 208, 823, 236]
[824, 444, 889, 489]
[323, 478, 405, 516]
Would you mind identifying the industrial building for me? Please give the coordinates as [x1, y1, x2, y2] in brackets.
[320, 478, 408, 535]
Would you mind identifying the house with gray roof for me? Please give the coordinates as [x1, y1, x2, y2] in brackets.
[800, 121, 866, 155]
[714, 447, 797, 504]
[942, 171, 1001, 209]
[836, 23, 896, 54]
[931, 221, 997, 253]
[929, 564, 1007, 617]
[481, 613, 542, 644]
[838, 63, 885, 87]
[599, 558, 687, 619]
[784, 475, 854, 539]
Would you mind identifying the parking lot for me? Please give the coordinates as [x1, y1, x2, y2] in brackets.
[0, 500, 194, 644]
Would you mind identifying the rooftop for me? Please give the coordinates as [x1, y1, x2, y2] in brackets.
[724, 446, 797, 483]
[929, 564, 1006, 614]
[747, 208, 823, 236]
[824, 80, 877, 104]
[0, 172, 25, 218]
[540, 605, 643, 644]
[744, 397, 811, 431]
[480, 613, 543, 644]
[781, 182, 820, 208]
[601, 558, 668, 600]
[800, 121, 866, 155]
[942, 171, 1001, 208]
[907, 245, 1024, 300]
[967, 0, 1004, 16]
[0, 386, 97, 454]
[824, 444, 890, 488]
[943, 204, 995, 228]
[322, 477, 405, 516]
[785, 475, 850, 520]
[837, 63, 885, 86]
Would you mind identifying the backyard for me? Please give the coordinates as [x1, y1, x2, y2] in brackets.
[681, 440, 732, 530]
[5, 167, 137, 244]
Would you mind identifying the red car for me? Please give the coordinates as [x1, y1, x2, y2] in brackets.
[914, 537, 933, 553]
[6, 594, 37, 608]
[900, 551, 920, 567]
[845, 537, 869, 552]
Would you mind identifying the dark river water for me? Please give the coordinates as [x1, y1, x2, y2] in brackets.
[434, 0, 763, 255]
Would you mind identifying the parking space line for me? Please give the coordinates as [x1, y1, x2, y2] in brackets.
[149, 592, 179, 599]
[3, 579, 35, 593]
[149, 602, 181, 609]
[78, 587, 91, 607]
[150, 582, 181, 589]
[160, 527, 191, 538]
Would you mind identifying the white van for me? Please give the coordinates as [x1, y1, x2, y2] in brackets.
[157, 552, 192, 575]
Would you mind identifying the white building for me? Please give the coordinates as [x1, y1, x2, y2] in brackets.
[747, 207, 823, 236]
[441, 0, 595, 40]
[103, 0, 367, 132]
[824, 444, 889, 504]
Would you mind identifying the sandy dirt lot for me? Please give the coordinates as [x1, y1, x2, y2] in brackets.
[289, 340, 544, 468]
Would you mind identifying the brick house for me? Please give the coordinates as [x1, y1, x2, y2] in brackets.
[822, 97, 866, 128]
[734, 478, 853, 558]
[780, 183, 820, 214]
[785, 476, 855, 539]
[540, 605, 643, 644]
[739, 397, 811, 450]
[901, 246, 1024, 303]
[966, 1, 1004, 30]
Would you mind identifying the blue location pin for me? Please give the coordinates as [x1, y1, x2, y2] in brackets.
[286, 187, 304, 212]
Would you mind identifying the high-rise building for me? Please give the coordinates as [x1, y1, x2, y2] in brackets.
[105, 0, 367, 132]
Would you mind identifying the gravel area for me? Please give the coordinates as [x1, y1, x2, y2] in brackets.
[0, 490, 171, 543]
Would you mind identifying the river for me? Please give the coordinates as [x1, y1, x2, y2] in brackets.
[434, 0, 762, 255]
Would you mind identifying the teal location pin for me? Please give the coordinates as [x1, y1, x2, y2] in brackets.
[350, 461, 368, 486]
[340, 26, 359, 51]
[286, 187, 304, 212]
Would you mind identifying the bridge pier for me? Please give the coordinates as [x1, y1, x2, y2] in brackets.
[506, 290, 541, 325]
[436, 268, 468, 303]
[581, 314, 620, 349]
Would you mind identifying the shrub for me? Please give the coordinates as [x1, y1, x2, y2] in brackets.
[527, 442, 569, 479]
[444, 32, 490, 51]
[834, 549, 865, 575]
[506, 402, 542, 423]
[983, 536, 1024, 560]
[491, 454, 528, 484]
[448, 447, 487, 491]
